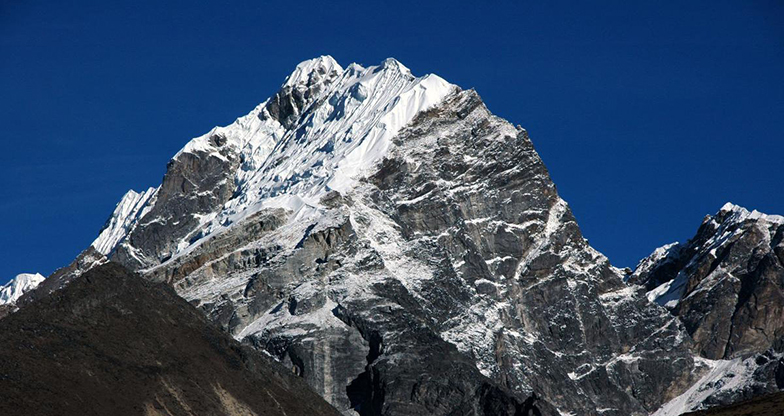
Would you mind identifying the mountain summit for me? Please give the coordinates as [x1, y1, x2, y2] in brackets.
[97, 55, 454, 271]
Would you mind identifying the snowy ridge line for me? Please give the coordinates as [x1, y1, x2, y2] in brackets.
[216, 58, 455, 213]
[92, 186, 158, 255]
[718, 201, 784, 225]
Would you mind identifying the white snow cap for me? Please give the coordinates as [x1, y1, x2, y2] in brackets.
[719, 201, 741, 213]
[0, 273, 45, 305]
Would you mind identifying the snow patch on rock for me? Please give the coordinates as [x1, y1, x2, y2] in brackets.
[652, 357, 757, 416]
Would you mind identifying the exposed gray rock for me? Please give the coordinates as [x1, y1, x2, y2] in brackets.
[113, 145, 242, 269]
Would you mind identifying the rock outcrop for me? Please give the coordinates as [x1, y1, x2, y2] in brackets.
[632, 203, 784, 414]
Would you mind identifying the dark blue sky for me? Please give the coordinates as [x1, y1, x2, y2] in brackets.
[2, 0, 783, 284]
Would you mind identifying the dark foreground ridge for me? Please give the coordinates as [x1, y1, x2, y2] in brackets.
[0, 262, 340, 416]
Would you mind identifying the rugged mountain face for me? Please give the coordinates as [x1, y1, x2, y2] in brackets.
[0, 262, 340, 416]
[30, 56, 784, 415]
[45, 56, 708, 416]
[631, 203, 784, 415]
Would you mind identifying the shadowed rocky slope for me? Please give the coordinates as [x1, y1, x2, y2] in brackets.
[0, 263, 339, 416]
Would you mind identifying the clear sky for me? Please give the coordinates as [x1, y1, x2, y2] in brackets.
[1, 0, 783, 284]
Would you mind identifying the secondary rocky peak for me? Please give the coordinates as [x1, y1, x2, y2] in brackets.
[641, 204, 784, 415]
[632, 203, 784, 360]
[713, 201, 784, 227]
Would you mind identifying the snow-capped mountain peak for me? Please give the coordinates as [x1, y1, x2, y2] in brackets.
[74, 55, 698, 415]
[35, 55, 784, 415]
[0, 273, 45, 305]
[16, 55, 784, 416]
[94, 57, 455, 265]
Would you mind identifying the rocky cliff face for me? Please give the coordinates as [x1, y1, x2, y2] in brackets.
[34, 56, 783, 415]
[0, 262, 340, 416]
